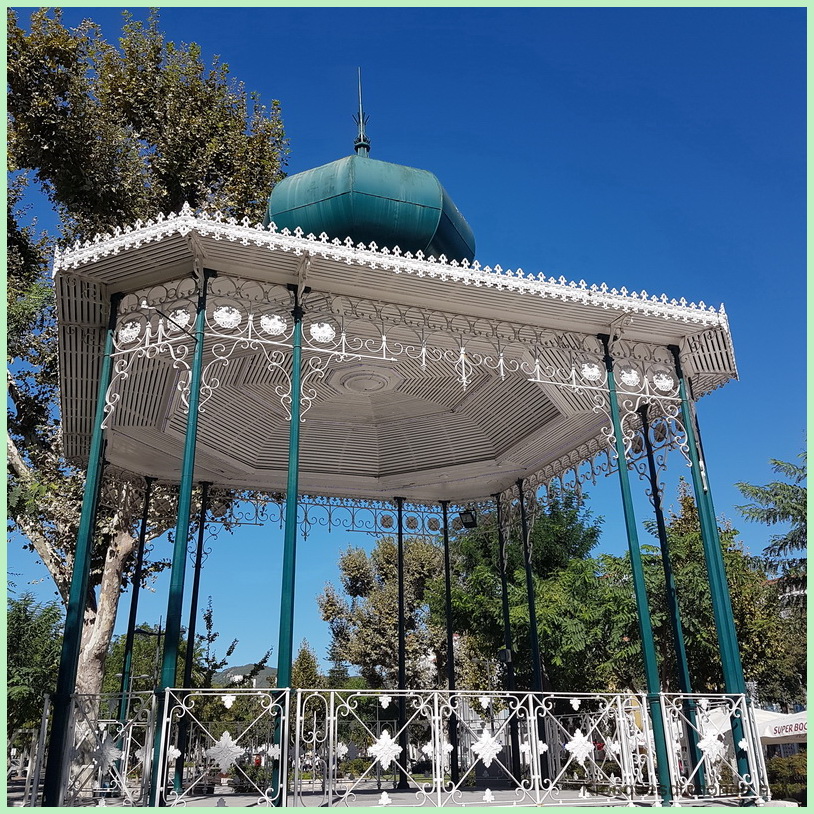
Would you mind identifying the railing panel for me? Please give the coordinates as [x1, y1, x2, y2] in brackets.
[154, 688, 289, 806]
[660, 693, 769, 804]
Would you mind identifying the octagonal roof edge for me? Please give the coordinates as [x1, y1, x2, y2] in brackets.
[51, 203, 731, 330]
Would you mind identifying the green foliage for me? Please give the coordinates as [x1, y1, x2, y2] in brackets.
[7, 592, 64, 733]
[736, 451, 807, 607]
[6, 6, 287, 698]
[7, 8, 287, 243]
[290, 639, 323, 690]
[319, 537, 444, 688]
[766, 753, 808, 803]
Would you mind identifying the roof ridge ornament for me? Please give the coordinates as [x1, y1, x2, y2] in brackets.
[353, 67, 370, 157]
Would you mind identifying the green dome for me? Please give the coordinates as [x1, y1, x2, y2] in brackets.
[265, 154, 475, 263]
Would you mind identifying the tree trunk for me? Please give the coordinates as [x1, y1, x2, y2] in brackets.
[75, 530, 137, 697]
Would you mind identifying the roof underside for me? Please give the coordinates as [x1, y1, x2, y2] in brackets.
[54, 209, 738, 503]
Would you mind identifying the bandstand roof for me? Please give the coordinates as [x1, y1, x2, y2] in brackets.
[53, 206, 737, 504]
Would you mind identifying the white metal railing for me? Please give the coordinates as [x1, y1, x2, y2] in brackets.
[660, 693, 770, 804]
[33, 687, 770, 806]
[153, 687, 290, 806]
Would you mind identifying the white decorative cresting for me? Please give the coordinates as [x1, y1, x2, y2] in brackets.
[221, 694, 236, 709]
[379, 694, 392, 709]
[580, 362, 602, 382]
[478, 695, 492, 710]
[564, 729, 594, 767]
[213, 305, 242, 329]
[618, 367, 641, 387]
[206, 731, 244, 771]
[117, 320, 141, 344]
[471, 731, 502, 768]
[260, 313, 286, 336]
[377, 791, 392, 806]
[165, 745, 182, 764]
[53, 205, 731, 329]
[569, 698, 582, 711]
[309, 322, 336, 343]
[368, 729, 402, 770]
[482, 789, 495, 803]
[738, 738, 748, 751]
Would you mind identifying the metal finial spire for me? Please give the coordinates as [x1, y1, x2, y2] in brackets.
[353, 67, 370, 157]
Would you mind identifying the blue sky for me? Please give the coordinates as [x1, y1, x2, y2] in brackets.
[9, 7, 806, 673]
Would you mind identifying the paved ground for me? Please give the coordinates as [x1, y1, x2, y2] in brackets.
[8, 776, 797, 807]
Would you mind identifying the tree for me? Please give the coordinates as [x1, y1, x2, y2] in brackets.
[318, 537, 444, 689]
[736, 451, 807, 608]
[425, 492, 604, 692]
[7, 593, 64, 734]
[291, 640, 323, 690]
[7, 8, 287, 701]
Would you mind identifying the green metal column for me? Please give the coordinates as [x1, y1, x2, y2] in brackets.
[669, 346, 752, 787]
[118, 477, 155, 723]
[43, 293, 123, 807]
[149, 269, 214, 806]
[638, 404, 705, 793]
[493, 494, 522, 781]
[599, 335, 672, 805]
[174, 481, 211, 790]
[276, 289, 304, 690]
[439, 502, 460, 784]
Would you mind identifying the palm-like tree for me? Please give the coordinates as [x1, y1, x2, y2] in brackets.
[736, 451, 807, 608]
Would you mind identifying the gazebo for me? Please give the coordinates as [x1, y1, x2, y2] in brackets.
[40, 121, 769, 806]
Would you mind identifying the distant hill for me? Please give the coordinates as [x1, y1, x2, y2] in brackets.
[212, 664, 277, 688]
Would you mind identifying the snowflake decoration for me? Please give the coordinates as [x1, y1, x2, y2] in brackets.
[379, 694, 392, 709]
[569, 698, 582, 711]
[564, 729, 594, 767]
[697, 732, 725, 764]
[619, 367, 641, 387]
[368, 729, 402, 770]
[309, 322, 336, 343]
[471, 732, 502, 768]
[221, 694, 236, 709]
[336, 742, 349, 759]
[259, 313, 286, 336]
[580, 362, 602, 382]
[378, 791, 392, 806]
[206, 731, 244, 771]
[165, 745, 182, 764]
[482, 789, 495, 803]
[117, 320, 141, 344]
[166, 308, 191, 333]
[213, 305, 242, 329]
[92, 738, 122, 771]
[652, 371, 675, 392]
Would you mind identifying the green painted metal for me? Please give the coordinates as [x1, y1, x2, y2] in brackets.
[266, 154, 475, 263]
[276, 299, 304, 689]
[149, 270, 213, 805]
[395, 496, 410, 789]
[440, 502, 460, 784]
[669, 346, 752, 790]
[493, 494, 522, 780]
[600, 335, 673, 805]
[43, 293, 122, 807]
[118, 477, 155, 723]
[516, 479, 545, 694]
[638, 405, 705, 793]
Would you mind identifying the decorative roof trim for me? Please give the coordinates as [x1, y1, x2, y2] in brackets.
[53, 203, 729, 329]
